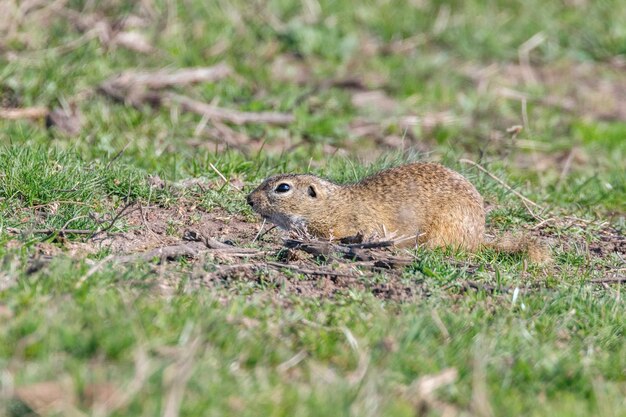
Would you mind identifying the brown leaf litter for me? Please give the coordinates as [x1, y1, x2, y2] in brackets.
[463, 60, 626, 122]
[99, 63, 295, 126]
[45, 103, 84, 135]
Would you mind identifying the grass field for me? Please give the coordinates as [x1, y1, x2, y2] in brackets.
[0, 0, 625, 416]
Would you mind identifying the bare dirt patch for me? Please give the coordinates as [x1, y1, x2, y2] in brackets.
[20, 200, 623, 302]
[586, 225, 626, 258]
[46, 202, 425, 302]
[531, 217, 625, 255]
[90, 204, 257, 255]
[198, 258, 423, 302]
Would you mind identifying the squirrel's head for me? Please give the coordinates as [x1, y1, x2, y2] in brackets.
[247, 174, 340, 232]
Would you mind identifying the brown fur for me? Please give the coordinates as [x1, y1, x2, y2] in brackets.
[247, 163, 549, 262]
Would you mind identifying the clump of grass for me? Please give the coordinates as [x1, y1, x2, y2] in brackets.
[0, 145, 153, 232]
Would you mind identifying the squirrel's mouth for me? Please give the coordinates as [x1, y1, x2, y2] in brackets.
[261, 212, 306, 232]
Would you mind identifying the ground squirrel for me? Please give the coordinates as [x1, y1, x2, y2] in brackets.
[247, 163, 550, 262]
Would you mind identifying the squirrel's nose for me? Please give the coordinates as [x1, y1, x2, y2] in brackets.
[246, 194, 254, 207]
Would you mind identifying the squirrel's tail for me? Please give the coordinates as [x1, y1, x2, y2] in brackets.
[482, 233, 552, 264]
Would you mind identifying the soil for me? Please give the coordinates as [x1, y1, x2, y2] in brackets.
[21, 202, 426, 302]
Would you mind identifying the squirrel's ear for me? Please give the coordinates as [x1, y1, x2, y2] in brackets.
[307, 185, 317, 198]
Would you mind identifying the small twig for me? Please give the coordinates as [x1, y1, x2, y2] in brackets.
[255, 224, 278, 242]
[99, 67, 293, 127]
[203, 120, 252, 153]
[283, 238, 413, 269]
[193, 114, 210, 136]
[557, 148, 576, 187]
[445, 280, 512, 294]
[208, 263, 258, 275]
[344, 240, 395, 249]
[105, 142, 131, 170]
[498, 87, 577, 114]
[90, 201, 136, 238]
[518, 32, 545, 86]
[165, 92, 294, 126]
[563, 215, 607, 226]
[183, 229, 260, 253]
[138, 202, 165, 243]
[459, 158, 545, 218]
[460, 281, 500, 293]
[265, 261, 359, 278]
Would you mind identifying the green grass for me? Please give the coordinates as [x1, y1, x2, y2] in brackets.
[1, 0, 625, 416]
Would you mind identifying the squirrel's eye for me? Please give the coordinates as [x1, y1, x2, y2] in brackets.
[275, 183, 291, 193]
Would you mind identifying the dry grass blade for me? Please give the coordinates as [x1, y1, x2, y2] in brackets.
[113, 31, 154, 54]
[460, 158, 545, 218]
[207, 161, 245, 193]
[252, 218, 267, 242]
[471, 341, 495, 417]
[106, 63, 232, 90]
[6, 227, 97, 235]
[415, 368, 458, 398]
[161, 336, 201, 417]
[406, 368, 459, 417]
[75, 254, 115, 288]
[91, 349, 154, 417]
[277, 350, 307, 373]
[0, 106, 48, 120]
[518, 32, 545, 85]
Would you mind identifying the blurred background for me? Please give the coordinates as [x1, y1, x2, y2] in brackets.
[0, 0, 625, 218]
